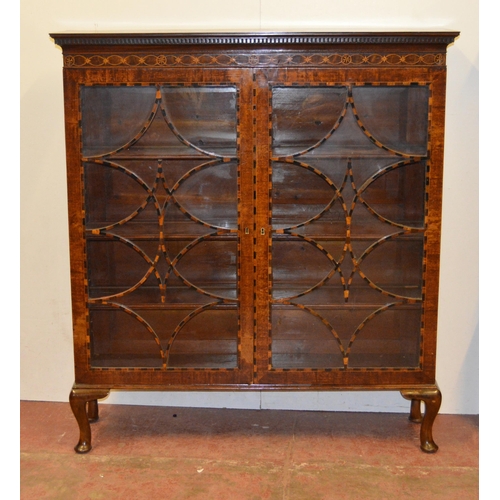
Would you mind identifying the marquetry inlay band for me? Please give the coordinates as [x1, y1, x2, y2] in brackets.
[63, 52, 446, 68]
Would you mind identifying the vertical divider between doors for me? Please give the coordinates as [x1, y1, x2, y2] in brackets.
[236, 69, 256, 383]
[253, 69, 272, 384]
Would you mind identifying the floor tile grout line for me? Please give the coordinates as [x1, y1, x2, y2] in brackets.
[20, 449, 480, 474]
[281, 413, 297, 500]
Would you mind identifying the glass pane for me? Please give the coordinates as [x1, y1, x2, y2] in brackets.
[174, 239, 238, 300]
[174, 160, 238, 229]
[81, 86, 157, 156]
[161, 86, 237, 155]
[271, 161, 337, 230]
[351, 86, 429, 155]
[270, 84, 428, 370]
[81, 84, 240, 369]
[167, 309, 239, 368]
[271, 307, 344, 368]
[272, 86, 348, 156]
[358, 160, 426, 227]
[90, 308, 164, 368]
[89, 307, 239, 369]
[272, 239, 336, 300]
[347, 306, 421, 368]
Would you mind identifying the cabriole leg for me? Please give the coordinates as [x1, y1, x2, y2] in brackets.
[69, 387, 110, 453]
[87, 399, 99, 422]
[401, 385, 442, 453]
[409, 398, 423, 423]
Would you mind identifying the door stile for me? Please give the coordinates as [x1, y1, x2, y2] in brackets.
[252, 69, 273, 383]
[237, 69, 257, 381]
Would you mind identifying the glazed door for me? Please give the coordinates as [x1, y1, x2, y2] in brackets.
[70, 68, 254, 385]
[254, 69, 431, 386]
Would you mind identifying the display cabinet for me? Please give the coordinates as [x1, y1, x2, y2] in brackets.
[51, 31, 459, 453]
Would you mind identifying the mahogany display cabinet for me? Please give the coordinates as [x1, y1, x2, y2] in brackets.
[51, 31, 459, 453]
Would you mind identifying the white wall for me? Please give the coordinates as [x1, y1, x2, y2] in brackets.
[20, 0, 479, 414]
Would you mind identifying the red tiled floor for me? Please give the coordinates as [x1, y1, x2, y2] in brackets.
[20, 401, 478, 499]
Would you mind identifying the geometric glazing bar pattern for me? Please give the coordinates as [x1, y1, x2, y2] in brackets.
[81, 84, 240, 369]
[269, 83, 429, 370]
